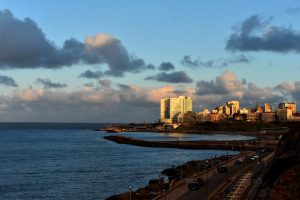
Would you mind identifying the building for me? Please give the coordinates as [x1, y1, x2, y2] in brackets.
[264, 103, 273, 113]
[160, 96, 192, 123]
[278, 103, 296, 113]
[177, 111, 196, 123]
[208, 113, 226, 122]
[277, 103, 297, 121]
[246, 112, 262, 122]
[226, 100, 240, 116]
[261, 112, 276, 122]
[195, 109, 210, 122]
[223, 106, 231, 116]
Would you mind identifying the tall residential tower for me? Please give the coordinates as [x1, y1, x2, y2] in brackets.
[160, 96, 192, 123]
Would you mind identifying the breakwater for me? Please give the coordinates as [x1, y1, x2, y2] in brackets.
[104, 135, 271, 151]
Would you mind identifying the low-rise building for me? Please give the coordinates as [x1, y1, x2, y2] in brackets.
[261, 112, 276, 122]
[234, 113, 247, 121]
[246, 112, 262, 122]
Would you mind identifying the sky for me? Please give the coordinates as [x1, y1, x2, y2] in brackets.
[0, 0, 300, 122]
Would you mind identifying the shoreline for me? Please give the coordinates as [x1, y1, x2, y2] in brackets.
[103, 135, 276, 151]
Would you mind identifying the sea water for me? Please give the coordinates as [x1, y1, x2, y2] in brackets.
[0, 123, 252, 199]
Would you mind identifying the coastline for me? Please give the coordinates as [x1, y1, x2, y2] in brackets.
[103, 135, 270, 151]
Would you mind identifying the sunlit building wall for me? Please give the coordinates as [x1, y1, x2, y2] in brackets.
[160, 96, 192, 123]
[226, 100, 240, 115]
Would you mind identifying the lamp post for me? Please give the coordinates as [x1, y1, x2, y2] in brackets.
[180, 165, 183, 180]
[129, 186, 132, 200]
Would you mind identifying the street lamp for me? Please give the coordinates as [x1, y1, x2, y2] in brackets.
[180, 165, 183, 180]
[129, 186, 132, 200]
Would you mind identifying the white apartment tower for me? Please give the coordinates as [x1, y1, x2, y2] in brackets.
[160, 96, 192, 123]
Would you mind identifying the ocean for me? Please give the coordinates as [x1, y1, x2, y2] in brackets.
[0, 123, 253, 199]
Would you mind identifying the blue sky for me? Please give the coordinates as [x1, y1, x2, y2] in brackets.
[0, 0, 299, 122]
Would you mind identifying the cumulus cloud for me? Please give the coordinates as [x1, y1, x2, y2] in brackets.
[0, 75, 18, 87]
[0, 9, 152, 76]
[275, 81, 300, 101]
[79, 70, 104, 79]
[98, 79, 112, 88]
[194, 70, 287, 109]
[36, 78, 67, 89]
[0, 73, 297, 122]
[145, 71, 193, 83]
[196, 70, 244, 95]
[226, 15, 300, 53]
[158, 62, 175, 71]
[0, 84, 194, 122]
[181, 55, 251, 68]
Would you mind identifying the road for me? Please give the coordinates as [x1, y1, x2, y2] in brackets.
[154, 153, 255, 200]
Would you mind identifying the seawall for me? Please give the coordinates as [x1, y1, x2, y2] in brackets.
[103, 135, 271, 151]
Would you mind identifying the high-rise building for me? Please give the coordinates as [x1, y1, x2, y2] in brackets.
[160, 96, 192, 123]
[226, 100, 240, 115]
[277, 103, 297, 121]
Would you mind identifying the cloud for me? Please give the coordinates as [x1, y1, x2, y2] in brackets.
[286, 8, 300, 15]
[79, 70, 104, 79]
[98, 79, 112, 88]
[158, 62, 175, 71]
[145, 71, 193, 83]
[83, 82, 94, 88]
[275, 81, 300, 101]
[0, 9, 152, 76]
[195, 70, 244, 95]
[226, 15, 300, 53]
[0, 84, 194, 122]
[0, 74, 297, 122]
[36, 78, 67, 89]
[0, 75, 18, 87]
[181, 55, 251, 68]
[194, 70, 287, 110]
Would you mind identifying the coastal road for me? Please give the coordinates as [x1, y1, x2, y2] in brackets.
[178, 152, 272, 200]
[154, 153, 254, 200]
[178, 160, 250, 200]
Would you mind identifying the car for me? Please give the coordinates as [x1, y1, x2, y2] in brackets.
[253, 154, 259, 159]
[217, 166, 228, 173]
[245, 156, 255, 162]
[196, 178, 205, 186]
[188, 182, 200, 190]
[235, 160, 242, 165]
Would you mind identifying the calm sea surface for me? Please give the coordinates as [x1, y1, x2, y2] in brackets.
[0, 123, 254, 199]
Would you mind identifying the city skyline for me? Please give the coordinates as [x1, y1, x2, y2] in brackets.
[0, 1, 300, 122]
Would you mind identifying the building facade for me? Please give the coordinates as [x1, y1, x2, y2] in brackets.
[160, 96, 192, 123]
[226, 100, 240, 116]
[277, 103, 297, 121]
